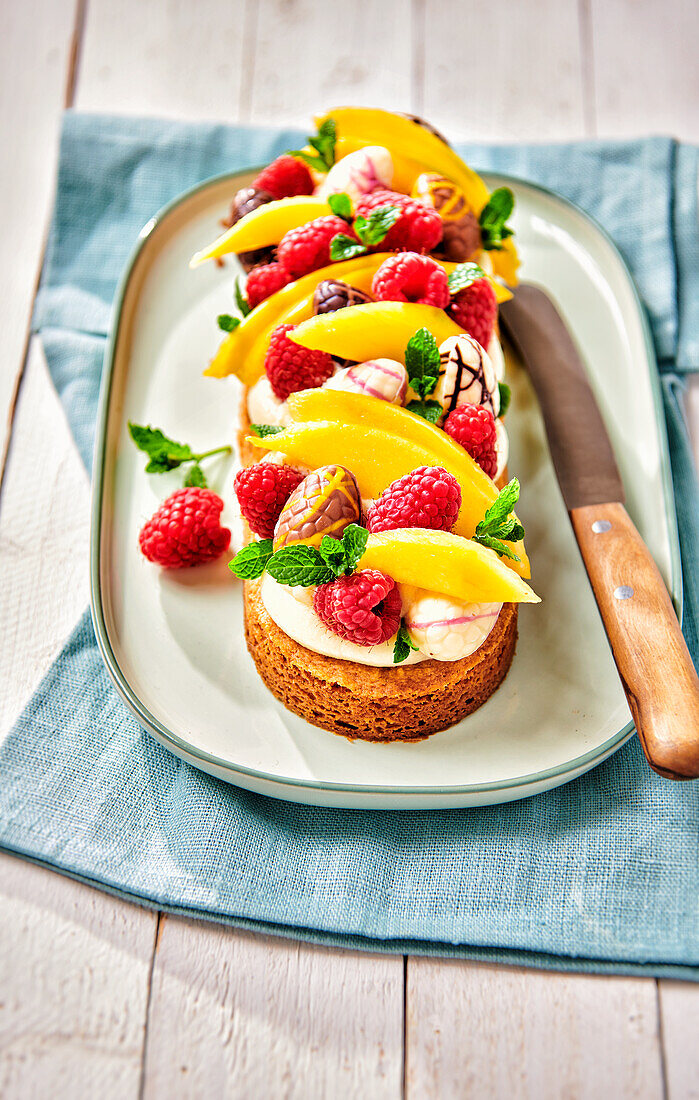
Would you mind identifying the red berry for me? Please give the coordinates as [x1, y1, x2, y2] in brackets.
[314, 570, 402, 647]
[444, 404, 498, 478]
[372, 252, 449, 307]
[355, 190, 443, 253]
[234, 462, 304, 539]
[264, 322, 335, 400]
[277, 215, 352, 278]
[252, 155, 314, 200]
[366, 466, 461, 534]
[448, 277, 498, 349]
[138, 488, 230, 569]
[246, 262, 292, 309]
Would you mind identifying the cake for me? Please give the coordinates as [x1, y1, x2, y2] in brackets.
[190, 106, 539, 741]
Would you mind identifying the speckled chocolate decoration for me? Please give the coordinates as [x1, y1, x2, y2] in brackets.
[413, 173, 482, 263]
[400, 113, 452, 148]
[313, 280, 373, 315]
[273, 464, 361, 551]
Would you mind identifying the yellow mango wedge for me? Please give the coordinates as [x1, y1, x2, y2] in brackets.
[205, 255, 392, 381]
[190, 197, 331, 267]
[358, 530, 539, 604]
[252, 417, 530, 578]
[316, 107, 492, 216]
[290, 302, 463, 364]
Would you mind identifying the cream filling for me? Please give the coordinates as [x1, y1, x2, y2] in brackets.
[495, 419, 509, 480]
[260, 574, 426, 667]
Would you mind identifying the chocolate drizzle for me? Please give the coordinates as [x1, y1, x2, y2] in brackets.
[439, 340, 492, 414]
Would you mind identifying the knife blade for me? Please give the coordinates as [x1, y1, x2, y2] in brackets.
[500, 283, 699, 780]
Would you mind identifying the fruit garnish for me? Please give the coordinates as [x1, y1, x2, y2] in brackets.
[330, 204, 401, 261]
[228, 538, 273, 579]
[472, 478, 525, 562]
[393, 622, 419, 664]
[478, 187, 515, 251]
[246, 263, 292, 309]
[252, 155, 315, 199]
[326, 192, 353, 221]
[366, 466, 461, 534]
[289, 118, 337, 174]
[234, 463, 305, 539]
[190, 196, 331, 266]
[372, 253, 449, 308]
[139, 488, 231, 569]
[444, 404, 498, 479]
[128, 423, 231, 488]
[278, 214, 356, 277]
[314, 569, 401, 647]
[230, 522, 368, 585]
[448, 270, 498, 348]
[264, 322, 334, 400]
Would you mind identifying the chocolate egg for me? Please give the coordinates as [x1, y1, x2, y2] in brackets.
[225, 187, 276, 271]
[315, 146, 393, 207]
[434, 335, 500, 421]
[313, 279, 373, 315]
[330, 359, 408, 404]
[412, 173, 481, 263]
[273, 464, 361, 551]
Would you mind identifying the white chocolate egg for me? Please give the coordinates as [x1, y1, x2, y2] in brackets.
[315, 146, 393, 208]
[400, 584, 502, 662]
[486, 332, 506, 383]
[434, 334, 500, 421]
[328, 359, 408, 404]
[494, 419, 509, 481]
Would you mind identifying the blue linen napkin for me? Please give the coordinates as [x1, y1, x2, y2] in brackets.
[1, 113, 698, 978]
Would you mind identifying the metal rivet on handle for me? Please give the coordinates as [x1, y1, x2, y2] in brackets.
[614, 585, 634, 600]
[592, 520, 612, 533]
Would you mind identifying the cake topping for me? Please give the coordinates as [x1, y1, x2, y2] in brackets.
[447, 266, 498, 349]
[314, 146, 393, 207]
[277, 214, 356, 278]
[273, 464, 361, 551]
[234, 462, 305, 539]
[313, 279, 373, 315]
[372, 253, 450, 308]
[314, 569, 401, 647]
[353, 190, 443, 254]
[477, 186, 515, 251]
[265, 322, 335, 400]
[252, 155, 314, 200]
[366, 466, 461, 534]
[434, 333, 500, 420]
[444, 404, 498, 479]
[401, 586, 501, 662]
[411, 173, 482, 263]
[329, 359, 408, 404]
[246, 262, 292, 309]
[224, 186, 276, 272]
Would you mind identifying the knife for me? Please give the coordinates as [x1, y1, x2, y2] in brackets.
[500, 283, 699, 780]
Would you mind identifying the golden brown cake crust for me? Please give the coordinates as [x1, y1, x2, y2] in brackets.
[243, 580, 518, 742]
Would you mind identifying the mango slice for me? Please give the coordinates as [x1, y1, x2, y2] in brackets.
[290, 302, 464, 364]
[252, 416, 530, 577]
[358, 530, 539, 604]
[316, 107, 492, 216]
[190, 197, 331, 267]
[489, 237, 520, 287]
[205, 255, 392, 381]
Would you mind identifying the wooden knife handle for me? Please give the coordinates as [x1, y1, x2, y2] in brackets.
[570, 502, 699, 779]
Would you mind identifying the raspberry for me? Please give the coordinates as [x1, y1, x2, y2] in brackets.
[448, 277, 497, 349]
[355, 190, 443, 253]
[252, 155, 314, 200]
[372, 252, 449, 307]
[314, 570, 402, 647]
[277, 216, 352, 278]
[246, 263, 292, 309]
[366, 466, 461, 534]
[265, 323, 335, 400]
[444, 404, 498, 478]
[138, 488, 230, 569]
[234, 462, 304, 539]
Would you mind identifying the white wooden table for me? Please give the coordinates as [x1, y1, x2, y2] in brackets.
[1, 2, 698, 1096]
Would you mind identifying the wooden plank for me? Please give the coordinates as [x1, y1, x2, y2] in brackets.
[405, 958, 664, 1098]
[659, 980, 699, 1100]
[248, 0, 413, 125]
[75, 0, 250, 120]
[0, 0, 78, 480]
[141, 918, 404, 1098]
[421, 0, 586, 142]
[0, 851, 156, 1100]
[591, 0, 699, 142]
[0, 341, 90, 737]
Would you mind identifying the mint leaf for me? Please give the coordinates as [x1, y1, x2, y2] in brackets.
[355, 205, 400, 247]
[327, 192, 352, 221]
[479, 187, 515, 251]
[404, 327, 441, 400]
[184, 463, 207, 488]
[393, 623, 418, 664]
[330, 234, 367, 261]
[289, 118, 337, 174]
[129, 423, 193, 474]
[250, 423, 284, 438]
[472, 532, 520, 561]
[476, 477, 520, 536]
[218, 313, 240, 333]
[498, 381, 511, 418]
[318, 535, 347, 575]
[235, 277, 251, 317]
[405, 398, 443, 424]
[510, 522, 525, 542]
[289, 150, 327, 172]
[341, 523, 368, 573]
[448, 262, 487, 296]
[229, 539, 273, 579]
[266, 544, 334, 587]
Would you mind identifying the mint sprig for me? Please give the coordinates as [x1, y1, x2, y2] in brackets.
[218, 313, 240, 333]
[405, 399, 442, 424]
[472, 478, 524, 561]
[229, 539, 273, 579]
[479, 187, 515, 251]
[129, 423, 232, 486]
[393, 623, 418, 664]
[447, 261, 487, 295]
[330, 204, 401, 261]
[498, 381, 511, 418]
[289, 118, 337, 174]
[249, 423, 284, 438]
[327, 192, 353, 221]
[403, 328, 442, 422]
[235, 276, 251, 317]
[267, 544, 335, 586]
